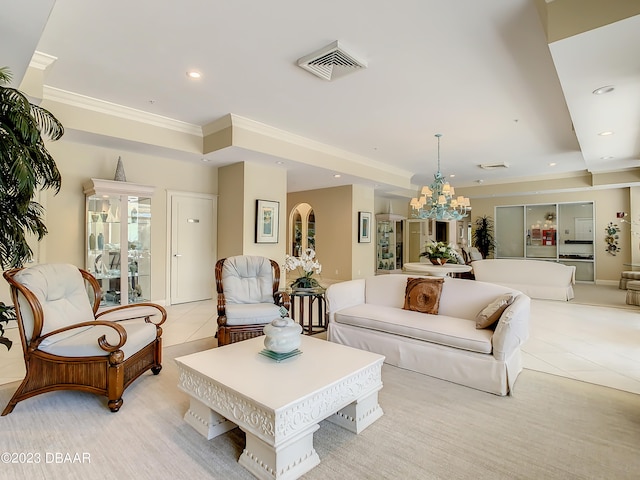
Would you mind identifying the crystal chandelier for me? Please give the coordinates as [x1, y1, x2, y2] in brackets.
[410, 134, 470, 221]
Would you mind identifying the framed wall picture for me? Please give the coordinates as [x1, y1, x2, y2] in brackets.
[358, 211, 372, 243]
[256, 199, 279, 243]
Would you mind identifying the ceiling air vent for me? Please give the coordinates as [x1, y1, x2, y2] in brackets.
[297, 41, 367, 81]
[479, 162, 510, 170]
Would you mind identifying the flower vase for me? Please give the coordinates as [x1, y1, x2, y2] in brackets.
[430, 258, 446, 265]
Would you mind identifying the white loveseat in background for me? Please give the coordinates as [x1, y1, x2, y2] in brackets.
[325, 274, 530, 396]
[471, 259, 576, 301]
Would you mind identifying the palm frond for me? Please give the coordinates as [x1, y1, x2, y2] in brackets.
[0, 67, 12, 85]
[0, 67, 63, 268]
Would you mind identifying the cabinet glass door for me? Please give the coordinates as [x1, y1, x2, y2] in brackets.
[87, 195, 123, 306]
[127, 196, 151, 303]
[84, 178, 155, 307]
[375, 214, 405, 273]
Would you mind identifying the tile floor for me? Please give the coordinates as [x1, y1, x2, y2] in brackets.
[522, 284, 640, 395]
[1, 283, 639, 395]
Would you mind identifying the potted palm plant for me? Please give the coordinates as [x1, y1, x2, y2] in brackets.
[0, 66, 64, 349]
[472, 215, 496, 259]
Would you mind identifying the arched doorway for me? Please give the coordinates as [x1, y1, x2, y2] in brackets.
[289, 203, 315, 256]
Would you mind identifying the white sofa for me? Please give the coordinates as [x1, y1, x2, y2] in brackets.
[471, 259, 576, 301]
[325, 274, 530, 396]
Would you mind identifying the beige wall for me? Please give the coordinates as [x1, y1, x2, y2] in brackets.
[217, 163, 245, 259]
[28, 140, 218, 303]
[469, 187, 631, 283]
[536, 0, 640, 43]
[631, 187, 640, 267]
[374, 196, 411, 218]
[217, 161, 287, 278]
[288, 186, 353, 283]
[241, 162, 287, 264]
[352, 184, 375, 279]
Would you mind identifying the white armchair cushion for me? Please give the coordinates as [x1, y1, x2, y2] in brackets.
[222, 256, 275, 304]
[39, 320, 157, 359]
[225, 303, 282, 326]
[14, 264, 95, 346]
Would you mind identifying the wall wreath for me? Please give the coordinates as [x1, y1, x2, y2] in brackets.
[605, 222, 620, 255]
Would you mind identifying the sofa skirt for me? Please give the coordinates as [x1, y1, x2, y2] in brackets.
[328, 322, 522, 396]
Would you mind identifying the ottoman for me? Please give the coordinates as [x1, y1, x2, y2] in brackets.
[619, 271, 640, 289]
[625, 280, 640, 305]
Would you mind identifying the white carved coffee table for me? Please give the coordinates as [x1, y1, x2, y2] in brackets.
[175, 335, 384, 480]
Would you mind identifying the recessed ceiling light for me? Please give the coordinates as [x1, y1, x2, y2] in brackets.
[201, 158, 210, 162]
[334, 174, 341, 178]
[548, 162, 556, 166]
[600, 156, 614, 160]
[186, 70, 202, 79]
[276, 161, 284, 165]
[598, 131, 614, 136]
[449, 174, 456, 178]
[592, 85, 615, 95]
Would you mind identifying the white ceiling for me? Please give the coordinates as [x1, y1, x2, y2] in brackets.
[3, 0, 639, 196]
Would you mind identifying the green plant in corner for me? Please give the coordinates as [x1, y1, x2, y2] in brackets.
[0, 66, 64, 350]
[472, 215, 496, 259]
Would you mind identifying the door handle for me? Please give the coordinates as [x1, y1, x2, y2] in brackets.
[173, 254, 182, 257]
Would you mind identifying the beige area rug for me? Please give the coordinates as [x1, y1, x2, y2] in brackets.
[1, 337, 639, 480]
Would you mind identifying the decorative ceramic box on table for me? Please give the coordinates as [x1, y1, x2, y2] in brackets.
[263, 317, 302, 354]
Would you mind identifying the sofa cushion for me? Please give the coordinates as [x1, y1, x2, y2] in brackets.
[403, 277, 444, 315]
[334, 304, 493, 354]
[365, 274, 410, 308]
[475, 293, 516, 329]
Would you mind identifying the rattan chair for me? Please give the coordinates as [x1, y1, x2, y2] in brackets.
[215, 256, 290, 346]
[2, 263, 166, 415]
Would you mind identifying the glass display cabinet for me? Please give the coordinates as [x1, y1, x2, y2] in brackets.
[83, 178, 155, 307]
[376, 213, 405, 274]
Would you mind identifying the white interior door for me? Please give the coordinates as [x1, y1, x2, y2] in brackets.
[169, 193, 216, 304]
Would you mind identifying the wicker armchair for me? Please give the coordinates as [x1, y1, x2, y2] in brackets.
[2, 263, 166, 415]
[215, 256, 290, 346]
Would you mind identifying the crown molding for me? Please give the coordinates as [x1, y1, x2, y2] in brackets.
[29, 51, 57, 71]
[227, 114, 413, 178]
[201, 114, 233, 136]
[42, 85, 203, 136]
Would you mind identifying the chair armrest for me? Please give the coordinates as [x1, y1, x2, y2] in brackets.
[96, 303, 167, 326]
[274, 291, 291, 311]
[217, 292, 226, 317]
[33, 320, 128, 353]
